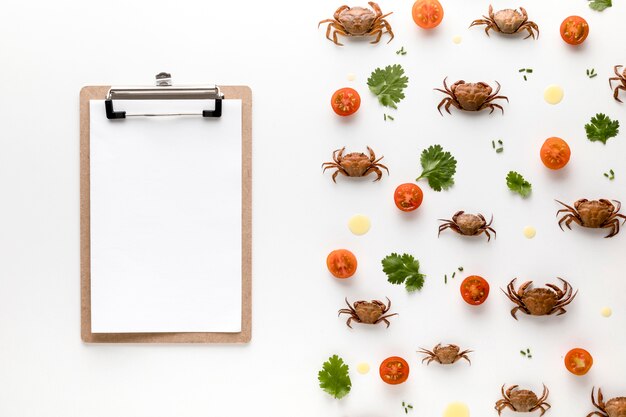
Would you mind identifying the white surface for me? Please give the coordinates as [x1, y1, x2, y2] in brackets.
[1, 0, 625, 416]
[90, 99, 242, 333]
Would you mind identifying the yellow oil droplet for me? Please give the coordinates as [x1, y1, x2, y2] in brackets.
[452, 35, 462, 44]
[443, 402, 470, 417]
[544, 85, 564, 105]
[347, 73, 356, 81]
[523, 226, 536, 239]
[357, 362, 370, 374]
[348, 214, 371, 235]
[601, 307, 612, 317]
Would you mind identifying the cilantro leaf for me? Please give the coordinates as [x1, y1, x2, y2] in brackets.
[367, 64, 409, 109]
[381, 253, 425, 292]
[585, 113, 619, 144]
[318, 355, 351, 399]
[506, 171, 532, 197]
[588, 0, 612, 11]
[416, 145, 457, 191]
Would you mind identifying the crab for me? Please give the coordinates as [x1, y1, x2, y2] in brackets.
[318, 2, 394, 46]
[556, 199, 626, 238]
[609, 65, 626, 103]
[470, 5, 539, 39]
[338, 297, 397, 328]
[588, 387, 626, 417]
[438, 211, 496, 241]
[417, 343, 472, 365]
[496, 384, 551, 416]
[503, 277, 577, 320]
[435, 77, 508, 115]
[322, 146, 389, 182]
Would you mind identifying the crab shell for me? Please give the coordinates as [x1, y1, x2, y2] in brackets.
[493, 9, 526, 33]
[509, 389, 540, 412]
[340, 152, 375, 177]
[338, 7, 377, 35]
[453, 213, 486, 235]
[451, 82, 493, 111]
[521, 288, 558, 316]
[606, 397, 626, 417]
[354, 301, 386, 323]
[575, 199, 616, 228]
[433, 345, 461, 364]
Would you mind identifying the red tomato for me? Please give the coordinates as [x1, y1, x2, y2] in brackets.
[394, 183, 424, 212]
[460, 275, 490, 305]
[560, 16, 589, 45]
[412, 0, 444, 29]
[565, 348, 593, 375]
[331, 88, 361, 116]
[326, 249, 357, 278]
[379, 356, 409, 385]
[540, 137, 571, 170]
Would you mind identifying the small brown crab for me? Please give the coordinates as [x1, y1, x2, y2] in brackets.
[417, 343, 472, 365]
[556, 199, 626, 238]
[470, 5, 539, 39]
[609, 65, 626, 103]
[438, 211, 496, 241]
[503, 278, 577, 320]
[588, 387, 626, 417]
[322, 146, 389, 182]
[338, 297, 397, 328]
[496, 384, 551, 416]
[435, 77, 508, 115]
[319, 2, 394, 46]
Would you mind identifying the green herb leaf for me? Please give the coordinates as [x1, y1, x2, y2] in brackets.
[588, 0, 612, 11]
[382, 253, 425, 292]
[585, 113, 620, 144]
[318, 355, 351, 399]
[367, 64, 409, 109]
[416, 145, 457, 191]
[506, 171, 532, 197]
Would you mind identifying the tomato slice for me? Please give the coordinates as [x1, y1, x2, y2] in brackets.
[331, 88, 361, 116]
[379, 356, 409, 385]
[412, 0, 444, 29]
[565, 348, 593, 375]
[326, 249, 357, 279]
[394, 183, 424, 212]
[540, 137, 571, 170]
[460, 275, 490, 305]
[560, 16, 589, 45]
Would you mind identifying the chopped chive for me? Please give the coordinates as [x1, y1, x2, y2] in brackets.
[590, 73, 597, 78]
[452, 271, 456, 278]
[520, 350, 526, 355]
[523, 75, 527, 81]
[445, 274, 448, 284]
[498, 139, 503, 145]
[384, 114, 387, 121]
[527, 348, 530, 353]
[519, 68, 525, 72]
[492, 140, 496, 148]
[458, 266, 463, 271]
[605, 173, 609, 177]
[408, 405, 413, 409]
[402, 402, 405, 407]
[496, 148, 503, 153]
[610, 169, 615, 175]
[387, 114, 394, 121]
[526, 69, 533, 73]
[586, 69, 590, 75]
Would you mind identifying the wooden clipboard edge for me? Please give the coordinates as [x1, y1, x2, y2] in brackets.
[80, 85, 252, 343]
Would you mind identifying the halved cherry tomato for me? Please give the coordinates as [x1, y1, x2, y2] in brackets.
[460, 275, 490, 305]
[560, 16, 589, 45]
[326, 249, 357, 278]
[379, 356, 409, 385]
[540, 137, 571, 170]
[394, 183, 423, 212]
[565, 348, 593, 375]
[331, 88, 361, 116]
[412, 0, 444, 29]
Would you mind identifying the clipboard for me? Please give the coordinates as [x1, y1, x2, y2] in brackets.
[80, 73, 252, 343]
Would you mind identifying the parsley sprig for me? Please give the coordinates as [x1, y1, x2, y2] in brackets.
[382, 253, 425, 292]
[588, 0, 612, 11]
[367, 64, 409, 109]
[318, 355, 351, 399]
[506, 171, 532, 197]
[585, 113, 619, 144]
[416, 145, 457, 191]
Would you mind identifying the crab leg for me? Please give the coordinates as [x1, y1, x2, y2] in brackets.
[332, 169, 348, 183]
[486, 103, 505, 114]
[333, 5, 350, 20]
[613, 85, 625, 102]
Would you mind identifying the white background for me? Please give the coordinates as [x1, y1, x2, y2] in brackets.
[1, 0, 625, 416]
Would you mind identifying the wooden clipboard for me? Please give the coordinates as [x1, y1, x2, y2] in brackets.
[79, 83, 252, 343]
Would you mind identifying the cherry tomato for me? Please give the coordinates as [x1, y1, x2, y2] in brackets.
[540, 137, 571, 170]
[460, 275, 490, 305]
[326, 249, 357, 279]
[331, 88, 361, 116]
[379, 356, 409, 385]
[412, 0, 444, 29]
[394, 183, 424, 212]
[565, 348, 593, 375]
[560, 16, 589, 45]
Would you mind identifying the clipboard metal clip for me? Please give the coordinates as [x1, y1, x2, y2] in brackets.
[105, 72, 223, 120]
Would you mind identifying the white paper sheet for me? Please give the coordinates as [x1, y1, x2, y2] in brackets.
[89, 99, 242, 333]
